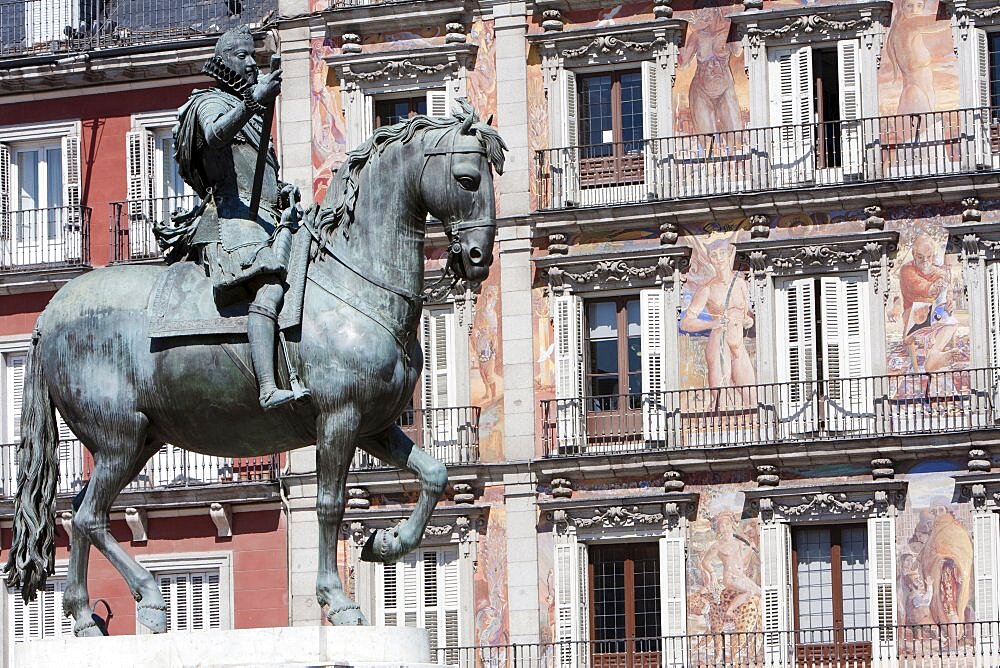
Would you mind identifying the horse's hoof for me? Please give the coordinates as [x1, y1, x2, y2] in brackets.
[360, 527, 404, 564]
[328, 604, 368, 626]
[137, 603, 168, 633]
[73, 618, 106, 638]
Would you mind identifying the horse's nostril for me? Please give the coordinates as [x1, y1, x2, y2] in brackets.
[469, 247, 484, 263]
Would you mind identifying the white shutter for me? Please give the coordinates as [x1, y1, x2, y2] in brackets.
[641, 60, 662, 198]
[660, 531, 687, 668]
[7, 578, 73, 654]
[974, 511, 1000, 657]
[776, 277, 817, 434]
[760, 522, 792, 667]
[641, 288, 668, 443]
[557, 69, 580, 207]
[421, 308, 458, 449]
[6, 352, 25, 444]
[156, 569, 223, 632]
[379, 547, 460, 657]
[868, 515, 897, 661]
[438, 549, 460, 662]
[554, 541, 589, 667]
[976, 29, 991, 109]
[426, 90, 451, 119]
[61, 135, 81, 224]
[126, 129, 152, 215]
[819, 274, 872, 432]
[768, 45, 814, 185]
[988, 262, 1000, 368]
[552, 294, 585, 451]
[838, 39, 863, 176]
[362, 95, 375, 144]
[973, 29, 994, 168]
[0, 142, 9, 226]
[55, 410, 81, 496]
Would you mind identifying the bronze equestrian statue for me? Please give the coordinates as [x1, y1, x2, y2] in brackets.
[3, 24, 506, 637]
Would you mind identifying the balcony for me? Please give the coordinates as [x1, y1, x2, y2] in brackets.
[351, 405, 481, 470]
[111, 195, 195, 263]
[542, 367, 1000, 457]
[535, 107, 1000, 211]
[0, 205, 89, 270]
[434, 622, 1000, 667]
[0, 0, 274, 60]
[0, 439, 278, 498]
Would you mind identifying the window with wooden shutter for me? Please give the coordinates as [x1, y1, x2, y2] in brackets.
[640, 288, 666, 443]
[659, 531, 687, 668]
[987, 262, 1000, 369]
[553, 294, 585, 451]
[974, 510, 1000, 655]
[641, 60, 662, 198]
[0, 143, 9, 234]
[867, 515, 896, 659]
[155, 569, 223, 632]
[7, 577, 74, 659]
[554, 541, 590, 667]
[426, 90, 450, 119]
[377, 547, 461, 660]
[61, 135, 82, 256]
[1, 352, 24, 497]
[556, 69, 580, 206]
[768, 45, 814, 185]
[837, 40, 863, 176]
[760, 521, 793, 666]
[420, 307, 459, 452]
[374, 96, 429, 128]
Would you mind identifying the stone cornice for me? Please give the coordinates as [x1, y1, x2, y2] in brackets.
[322, 0, 473, 35]
[954, 472, 1000, 508]
[540, 492, 699, 531]
[730, 0, 892, 32]
[528, 20, 686, 67]
[946, 222, 1000, 263]
[943, 0, 1000, 29]
[534, 245, 691, 294]
[326, 43, 478, 84]
[341, 503, 490, 547]
[745, 480, 907, 521]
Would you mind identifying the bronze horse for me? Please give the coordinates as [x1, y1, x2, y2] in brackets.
[4, 103, 505, 636]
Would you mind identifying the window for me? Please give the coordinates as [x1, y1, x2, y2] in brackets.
[5, 141, 74, 266]
[378, 547, 460, 661]
[375, 96, 428, 128]
[6, 576, 73, 658]
[589, 543, 661, 667]
[578, 71, 645, 186]
[988, 32, 1000, 111]
[138, 554, 232, 634]
[792, 526, 871, 663]
[585, 298, 641, 409]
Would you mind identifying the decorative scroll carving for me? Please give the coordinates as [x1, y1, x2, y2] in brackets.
[746, 14, 873, 49]
[776, 492, 877, 517]
[351, 59, 451, 81]
[423, 278, 479, 331]
[754, 486, 903, 521]
[571, 505, 665, 528]
[543, 252, 690, 293]
[561, 35, 666, 58]
[955, 4, 1000, 31]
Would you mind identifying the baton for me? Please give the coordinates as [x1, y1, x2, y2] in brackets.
[249, 53, 280, 220]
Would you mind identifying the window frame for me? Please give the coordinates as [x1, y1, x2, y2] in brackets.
[587, 541, 662, 661]
[374, 95, 429, 129]
[135, 551, 234, 634]
[576, 67, 645, 187]
[584, 295, 642, 409]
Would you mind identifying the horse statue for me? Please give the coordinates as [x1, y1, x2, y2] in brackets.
[3, 102, 506, 636]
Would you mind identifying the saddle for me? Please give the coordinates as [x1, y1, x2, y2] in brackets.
[147, 223, 311, 339]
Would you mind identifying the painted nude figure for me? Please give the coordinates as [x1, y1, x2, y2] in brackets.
[884, 0, 950, 115]
[699, 512, 760, 619]
[899, 234, 961, 372]
[681, 242, 755, 406]
[679, 5, 743, 135]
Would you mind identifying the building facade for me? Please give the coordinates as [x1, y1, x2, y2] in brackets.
[4, 0, 1000, 665]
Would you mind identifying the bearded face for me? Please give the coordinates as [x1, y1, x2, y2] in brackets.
[218, 34, 259, 86]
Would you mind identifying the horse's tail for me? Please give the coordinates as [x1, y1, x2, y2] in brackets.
[3, 329, 58, 602]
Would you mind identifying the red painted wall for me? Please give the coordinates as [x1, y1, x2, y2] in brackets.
[2, 507, 288, 633]
[0, 83, 202, 338]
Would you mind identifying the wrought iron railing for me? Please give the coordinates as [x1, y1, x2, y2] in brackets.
[542, 367, 1000, 457]
[535, 106, 1000, 210]
[0, 0, 275, 59]
[0, 439, 278, 498]
[0, 205, 90, 270]
[110, 195, 196, 262]
[433, 622, 1000, 667]
[351, 405, 481, 470]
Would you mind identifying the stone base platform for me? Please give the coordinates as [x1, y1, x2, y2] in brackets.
[13, 626, 442, 668]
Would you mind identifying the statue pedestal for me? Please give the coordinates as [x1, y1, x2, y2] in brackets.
[13, 625, 442, 667]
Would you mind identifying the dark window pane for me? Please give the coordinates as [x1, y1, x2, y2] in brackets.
[990, 33, 1000, 113]
[589, 340, 619, 376]
[590, 376, 620, 401]
[620, 71, 644, 151]
[580, 74, 612, 154]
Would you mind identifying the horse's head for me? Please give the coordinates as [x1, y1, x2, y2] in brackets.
[419, 104, 507, 283]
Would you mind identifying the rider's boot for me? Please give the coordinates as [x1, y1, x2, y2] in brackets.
[248, 283, 297, 410]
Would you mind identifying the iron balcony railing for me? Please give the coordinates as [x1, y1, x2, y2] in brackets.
[542, 367, 1000, 457]
[433, 621, 1000, 667]
[535, 106, 1000, 210]
[111, 195, 196, 262]
[351, 405, 481, 470]
[0, 0, 274, 59]
[0, 205, 90, 270]
[0, 439, 278, 498]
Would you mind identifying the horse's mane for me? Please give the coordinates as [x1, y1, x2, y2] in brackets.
[316, 99, 506, 247]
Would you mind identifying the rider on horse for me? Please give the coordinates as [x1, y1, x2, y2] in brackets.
[155, 26, 309, 410]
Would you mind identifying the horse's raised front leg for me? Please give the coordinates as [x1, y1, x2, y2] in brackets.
[315, 408, 367, 626]
[357, 425, 447, 564]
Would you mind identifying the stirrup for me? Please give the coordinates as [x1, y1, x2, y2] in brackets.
[260, 387, 296, 410]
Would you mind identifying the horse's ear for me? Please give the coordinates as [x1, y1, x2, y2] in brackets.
[485, 113, 494, 127]
[460, 112, 474, 135]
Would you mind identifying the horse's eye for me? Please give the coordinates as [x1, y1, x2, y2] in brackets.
[456, 174, 479, 191]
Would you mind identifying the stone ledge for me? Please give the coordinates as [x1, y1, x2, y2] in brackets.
[14, 626, 439, 668]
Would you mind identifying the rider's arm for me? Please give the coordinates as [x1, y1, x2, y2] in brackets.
[198, 99, 256, 150]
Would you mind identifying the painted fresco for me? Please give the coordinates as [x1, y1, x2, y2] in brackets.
[879, 0, 959, 116]
[886, 217, 970, 377]
[673, 3, 750, 136]
[896, 461, 975, 651]
[678, 225, 757, 396]
[475, 485, 510, 649]
[686, 479, 761, 663]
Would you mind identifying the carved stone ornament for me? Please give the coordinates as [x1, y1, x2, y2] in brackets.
[423, 277, 478, 331]
[569, 505, 666, 528]
[955, 473, 1000, 508]
[946, 223, 1000, 264]
[561, 34, 666, 58]
[864, 205, 885, 231]
[745, 14, 873, 49]
[343, 515, 484, 546]
[327, 43, 478, 87]
[541, 9, 565, 32]
[954, 3, 1000, 32]
[748, 481, 906, 521]
[538, 247, 691, 294]
[962, 197, 982, 224]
